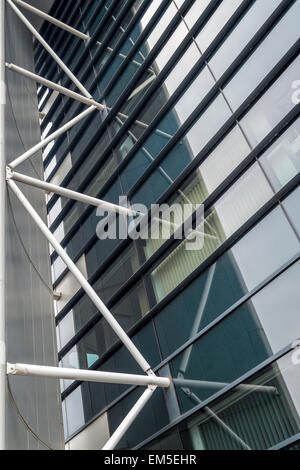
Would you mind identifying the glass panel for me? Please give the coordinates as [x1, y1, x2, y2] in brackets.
[154, 201, 300, 358]
[182, 350, 300, 450]
[105, 1, 178, 106]
[131, 94, 232, 207]
[209, 0, 283, 80]
[63, 385, 86, 438]
[143, 428, 184, 450]
[148, 163, 274, 303]
[119, 64, 215, 192]
[260, 118, 300, 192]
[240, 55, 300, 147]
[61, 280, 149, 370]
[142, 125, 250, 261]
[107, 387, 169, 449]
[98, 0, 164, 88]
[223, 1, 300, 111]
[170, 261, 300, 415]
[90, 244, 141, 302]
[195, 0, 243, 53]
[283, 186, 300, 237]
[57, 295, 98, 350]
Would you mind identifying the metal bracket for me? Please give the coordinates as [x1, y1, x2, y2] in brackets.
[53, 291, 62, 301]
[6, 363, 17, 375]
[5, 166, 13, 181]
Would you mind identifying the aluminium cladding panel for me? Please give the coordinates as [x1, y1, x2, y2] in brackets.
[4, 5, 64, 449]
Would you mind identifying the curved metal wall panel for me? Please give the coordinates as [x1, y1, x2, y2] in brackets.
[4, 4, 63, 450]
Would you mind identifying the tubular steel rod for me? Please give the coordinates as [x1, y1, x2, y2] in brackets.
[6, 0, 92, 98]
[7, 363, 170, 388]
[12, 0, 89, 40]
[0, 0, 6, 451]
[7, 179, 152, 374]
[9, 170, 136, 216]
[9, 106, 96, 169]
[103, 387, 156, 450]
[5, 63, 104, 110]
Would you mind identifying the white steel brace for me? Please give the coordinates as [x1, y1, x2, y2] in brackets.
[6, 63, 104, 111]
[9, 106, 97, 169]
[12, 0, 89, 41]
[103, 386, 157, 450]
[8, 170, 209, 239]
[7, 177, 152, 375]
[6, 167, 140, 217]
[6, 0, 92, 98]
[0, 0, 6, 451]
[8, 169, 137, 216]
[7, 363, 170, 388]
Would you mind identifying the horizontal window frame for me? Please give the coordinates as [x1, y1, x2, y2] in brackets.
[269, 434, 300, 450]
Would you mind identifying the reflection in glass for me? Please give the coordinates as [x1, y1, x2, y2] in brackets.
[181, 351, 300, 450]
[209, 0, 282, 80]
[148, 163, 273, 303]
[153, 202, 300, 358]
[260, 118, 300, 192]
[61, 280, 149, 374]
[170, 261, 300, 417]
[223, 1, 300, 111]
[283, 186, 300, 238]
[240, 55, 300, 147]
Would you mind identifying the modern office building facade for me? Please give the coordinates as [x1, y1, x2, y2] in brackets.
[33, 0, 300, 450]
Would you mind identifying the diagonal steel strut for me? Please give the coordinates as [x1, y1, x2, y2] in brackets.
[7, 178, 153, 375]
[9, 106, 97, 169]
[12, 0, 89, 41]
[6, 0, 92, 98]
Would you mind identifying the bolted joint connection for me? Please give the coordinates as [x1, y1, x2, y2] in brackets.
[146, 368, 171, 389]
[5, 166, 14, 181]
[84, 32, 91, 46]
[53, 291, 62, 301]
[6, 363, 17, 375]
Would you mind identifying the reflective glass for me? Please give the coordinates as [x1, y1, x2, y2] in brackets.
[223, 1, 300, 111]
[170, 261, 300, 415]
[154, 201, 300, 358]
[182, 350, 300, 450]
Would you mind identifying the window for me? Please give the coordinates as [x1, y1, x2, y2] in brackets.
[182, 350, 300, 450]
[170, 262, 300, 414]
